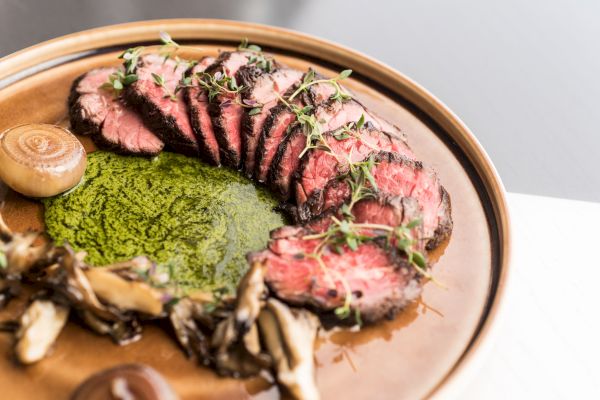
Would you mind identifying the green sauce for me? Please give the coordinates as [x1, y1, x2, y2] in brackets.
[43, 151, 286, 293]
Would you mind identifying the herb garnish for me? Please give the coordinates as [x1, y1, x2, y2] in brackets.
[288, 69, 353, 103]
[194, 70, 243, 102]
[99, 46, 144, 96]
[238, 38, 273, 72]
[100, 70, 139, 96]
[159, 31, 180, 57]
[151, 72, 177, 101]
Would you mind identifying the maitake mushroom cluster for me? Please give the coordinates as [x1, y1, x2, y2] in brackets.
[0, 214, 320, 400]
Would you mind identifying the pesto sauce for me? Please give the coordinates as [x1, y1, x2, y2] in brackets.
[43, 151, 286, 293]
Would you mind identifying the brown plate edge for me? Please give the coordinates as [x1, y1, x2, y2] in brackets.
[0, 19, 511, 399]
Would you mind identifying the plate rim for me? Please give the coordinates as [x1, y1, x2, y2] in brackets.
[0, 18, 511, 399]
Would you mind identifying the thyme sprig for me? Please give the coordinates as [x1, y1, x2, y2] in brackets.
[100, 70, 138, 96]
[119, 46, 145, 75]
[238, 38, 273, 72]
[159, 31, 180, 58]
[195, 70, 243, 102]
[288, 69, 353, 103]
[99, 46, 144, 95]
[151, 73, 177, 101]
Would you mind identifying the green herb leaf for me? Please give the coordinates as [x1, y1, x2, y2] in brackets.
[356, 114, 365, 129]
[334, 306, 350, 319]
[123, 74, 139, 85]
[151, 73, 165, 86]
[247, 44, 262, 52]
[248, 107, 262, 116]
[406, 218, 423, 229]
[338, 69, 352, 79]
[412, 251, 427, 269]
[346, 236, 358, 251]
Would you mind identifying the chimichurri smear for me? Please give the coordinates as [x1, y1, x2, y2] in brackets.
[43, 151, 286, 293]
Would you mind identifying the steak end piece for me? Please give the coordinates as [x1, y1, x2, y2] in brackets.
[125, 54, 197, 157]
[69, 68, 164, 156]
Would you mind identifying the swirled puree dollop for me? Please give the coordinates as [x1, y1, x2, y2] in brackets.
[43, 151, 286, 293]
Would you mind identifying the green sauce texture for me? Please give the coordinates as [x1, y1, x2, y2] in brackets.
[43, 151, 286, 292]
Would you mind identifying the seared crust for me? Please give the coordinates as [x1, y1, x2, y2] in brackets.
[267, 125, 303, 199]
[183, 56, 220, 165]
[254, 103, 288, 177]
[68, 73, 101, 136]
[125, 85, 197, 157]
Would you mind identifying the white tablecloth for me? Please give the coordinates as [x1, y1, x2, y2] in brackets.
[460, 193, 600, 399]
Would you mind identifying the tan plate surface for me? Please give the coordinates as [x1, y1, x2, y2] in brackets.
[0, 20, 510, 400]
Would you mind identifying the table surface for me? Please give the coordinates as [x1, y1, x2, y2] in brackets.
[1, 0, 599, 202]
[462, 193, 600, 399]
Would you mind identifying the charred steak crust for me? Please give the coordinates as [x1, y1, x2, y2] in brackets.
[254, 102, 291, 180]
[126, 88, 195, 156]
[68, 73, 100, 136]
[267, 124, 304, 199]
[204, 51, 255, 168]
[240, 66, 303, 177]
[184, 56, 220, 165]
[124, 55, 197, 157]
[254, 70, 336, 183]
[429, 185, 453, 250]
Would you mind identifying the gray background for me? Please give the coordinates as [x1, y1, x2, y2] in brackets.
[1, 0, 598, 202]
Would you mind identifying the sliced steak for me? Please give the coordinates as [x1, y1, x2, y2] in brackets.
[292, 125, 414, 208]
[254, 70, 337, 182]
[205, 51, 255, 168]
[184, 56, 219, 165]
[269, 98, 408, 199]
[305, 195, 423, 235]
[249, 198, 423, 324]
[125, 54, 196, 156]
[302, 151, 452, 250]
[241, 66, 303, 176]
[69, 67, 164, 155]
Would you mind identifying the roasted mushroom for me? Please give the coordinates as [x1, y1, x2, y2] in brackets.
[169, 297, 211, 364]
[85, 268, 163, 317]
[210, 261, 272, 377]
[258, 299, 320, 400]
[15, 299, 69, 364]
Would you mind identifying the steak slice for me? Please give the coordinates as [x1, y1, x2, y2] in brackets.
[269, 98, 409, 199]
[125, 54, 197, 156]
[292, 125, 414, 209]
[184, 56, 219, 165]
[69, 67, 164, 156]
[249, 197, 423, 324]
[254, 70, 337, 183]
[303, 151, 452, 250]
[241, 66, 303, 177]
[205, 51, 255, 168]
